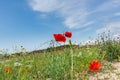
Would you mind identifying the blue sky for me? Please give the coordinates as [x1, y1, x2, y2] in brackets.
[0, 0, 120, 53]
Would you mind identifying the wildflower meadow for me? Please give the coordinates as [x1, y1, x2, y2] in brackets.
[0, 31, 120, 80]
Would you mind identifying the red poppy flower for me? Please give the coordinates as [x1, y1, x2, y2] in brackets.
[53, 34, 66, 42]
[89, 60, 101, 72]
[65, 31, 72, 38]
[5, 67, 12, 73]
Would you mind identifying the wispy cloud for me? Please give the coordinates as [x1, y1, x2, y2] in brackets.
[94, 0, 120, 12]
[29, 0, 120, 29]
[96, 21, 120, 34]
[29, 0, 62, 12]
[29, 0, 94, 28]
[114, 12, 120, 16]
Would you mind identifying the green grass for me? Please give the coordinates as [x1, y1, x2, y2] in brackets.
[0, 39, 119, 80]
[0, 46, 101, 80]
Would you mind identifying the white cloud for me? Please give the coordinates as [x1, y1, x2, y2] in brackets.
[29, 0, 120, 29]
[95, 0, 120, 12]
[29, 0, 62, 12]
[64, 12, 88, 28]
[114, 12, 120, 16]
[29, 0, 94, 28]
[82, 21, 95, 28]
[96, 21, 120, 34]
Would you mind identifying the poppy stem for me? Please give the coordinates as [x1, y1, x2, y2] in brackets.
[69, 40, 73, 80]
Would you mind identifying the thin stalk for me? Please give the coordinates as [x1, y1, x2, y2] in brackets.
[69, 40, 73, 80]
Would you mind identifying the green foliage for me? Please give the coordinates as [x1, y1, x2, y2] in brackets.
[40, 52, 71, 80]
[98, 31, 120, 62]
[0, 46, 102, 80]
[0, 33, 119, 79]
[73, 47, 101, 79]
[100, 40, 120, 61]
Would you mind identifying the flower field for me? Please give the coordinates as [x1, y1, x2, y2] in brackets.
[0, 31, 120, 80]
